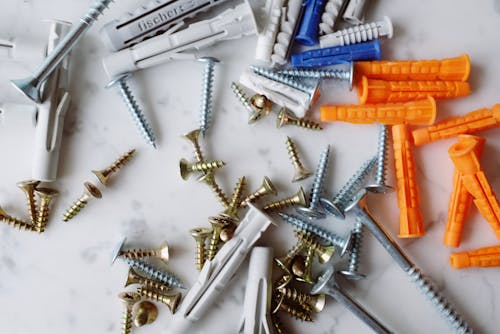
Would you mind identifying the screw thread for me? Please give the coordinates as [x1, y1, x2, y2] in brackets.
[407, 267, 473, 334]
[301, 245, 315, 282]
[251, 66, 316, 95]
[204, 175, 230, 208]
[121, 307, 133, 334]
[279, 68, 350, 80]
[206, 228, 221, 261]
[227, 177, 246, 212]
[279, 287, 313, 305]
[199, 62, 216, 136]
[332, 156, 377, 210]
[271, 315, 287, 334]
[140, 277, 172, 293]
[116, 77, 156, 148]
[63, 196, 89, 222]
[286, 137, 307, 170]
[374, 125, 389, 186]
[0, 213, 35, 231]
[123, 258, 185, 289]
[195, 241, 206, 271]
[231, 82, 254, 113]
[280, 300, 313, 321]
[183, 130, 204, 162]
[120, 249, 159, 260]
[263, 197, 301, 212]
[105, 149, 136, 175]
[35, 198, 51, 233]
[346, 220, 364, 273]
[309, 146, 330, 209]
[84, 0, 114, 24]
[279, 241, 307, 268]
[137, 287, 177, 310]
[290, 118, 323, 131]
[296, 231, 334, 262]
[190, 161, 225, 173]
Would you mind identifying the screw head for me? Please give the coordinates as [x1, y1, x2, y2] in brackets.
[276, 108, 290, 128]
[134, 301, 158, 327]
[296, 206, 327, 220]
[344, 189, 368, 212]
[340, 231, 355, 258]
[319, 197, 345, 219]
[197, 56, 221, 64]
[34, 187, 59, 199]
[339, 269, 366, 281]
[312, 293, 327, 313]
[365, 184, 394, 194]
[84, 182, 102, 199]
[158, 241, 170, 262]
[111, 237, 126, 264]
[311, 265, 335, 295]
[190, 227, 212, 240]
[179, 158, 192, 180]
[105, 74, 130, 89]
[118, 291, 141, 305]
[16, 179, 41, 192]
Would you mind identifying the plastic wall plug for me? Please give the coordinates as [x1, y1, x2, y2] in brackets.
[450, 245, 500, 269]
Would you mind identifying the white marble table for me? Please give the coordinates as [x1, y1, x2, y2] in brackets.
[1, 0, 499, 333]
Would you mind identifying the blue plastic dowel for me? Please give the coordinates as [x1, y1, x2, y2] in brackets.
[295, 0, 326, 46]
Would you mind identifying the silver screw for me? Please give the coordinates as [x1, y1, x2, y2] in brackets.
[297, 145, 330, 219]
[321, 156, 376, 218]
[345, 189, 474, 334]
[107, 74, 157, 148]
[278, 62, 354, 90]
[367, 124, 393, 193]
[198, 57, 220, 137]
[311, 266, 393, 334]
[11, 0, 114, 103]
[279, 213, 354, 257]
[339, 220, 366, 280]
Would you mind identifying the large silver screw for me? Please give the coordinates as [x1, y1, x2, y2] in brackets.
[107, 74, 157, 148]
[339, 220, 366, 280]
[345, 189, 473, 334]
[279, 213, 354, 257]
[198, 57, 220, 137]
[11, 0, 114, 103]
[367, 124, 393, 193]
[321, 156, 376, 218]
[311, 266, 393, 334]
[297, 145, 330, 219]
[278, 62, 354, 90]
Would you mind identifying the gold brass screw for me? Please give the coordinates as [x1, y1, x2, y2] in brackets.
[274, 273, 293, 290]
[273, 293, 313, 321]
[182, 129, 205, 162]
[222, 176, 246, 221]
[16, 180, 40, 224]
[291, 255, 306, 278]
[239, 176, 277, 208]
[137, 287, 181, 314]
[275, 238, 308, 270]
[271, 314, 287, 334]
[278, 287, 326, 313]
[124, 267, 172, 292]
[203, 172, 230, 208]
[118, 291, 141, 334]
[249, 94, 273, 123]
[263, 187, 308, 212]
[134, 301, 158, 327]
[219, 221, 237, 243]
[0, 206, 35, 231]
[63, 181, 102, 222]
[206, 216, 227, 261]
[296, 245, 316, 284]
[92, 149, 136, 186]
[119, 241, 170, 264]
[179, 159, 226, 180]
[190, 227, 212, 271]
[277, 108, 322, 131]
[296, 231, 335, 264]
[33, 187, 59, 233]
[285, 137, 312, 182]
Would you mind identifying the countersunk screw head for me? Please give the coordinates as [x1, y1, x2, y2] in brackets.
[111, 237, 127, 264]
[319, 197, 344, 219]
[197, 56, 221, 64]
[339, 268, 366, 281]
[35, 187, 59, 199]
[118, 291, 141, 306]
[134, 301, 158, 327]
[310, 265, 336, 296]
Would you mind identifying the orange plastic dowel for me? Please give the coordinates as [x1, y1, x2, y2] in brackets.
[448, 136, 500, 239]
[443, 135, 486, 248]
[392, 124, 425, 238]
[320, 96, 436, 125]
[354, 54, 470, 81]
[412, 104, 500, 146]
[358, 76, 470, 104]
[450, 245, 500, 269]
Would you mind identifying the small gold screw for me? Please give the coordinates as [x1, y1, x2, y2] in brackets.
[134, 301, 158, 327]
[118, 291, 141, 334]
[0, 206, 35, 231]
[206, 216, 227, 261]
[124, 267, 172, 292]
[271, 314, 287, 334]
[263, 187, 308, 212]
[190, 227, 212, 271]
[278, 287, 326, 313]
[285, 137, 312, 182]
[273, 293, 313, 321]
[34, 187, 59, 233]
[92, 149, 136, 186]
[219, 222, 237, 243]
[202, 172, 230, 208]
[277, 108, 322, 131]
[291, 255, 306, 278]
[119, 241, 170, 263]
[222, 176, 246, 221]
[16, 180, 40, 224]
[63, 182, 102, 222]
[137, 287, 181, 314]
[179, 159, 226, 180]
[275, 238, 308, 270]
[182, 129, 205, 163]
[239, 176, 278, 208]
[274, 273, 293, 290]
[296, 245, 315, 284]
[296, 231, 335, 264]
[248, 94, 273, 124]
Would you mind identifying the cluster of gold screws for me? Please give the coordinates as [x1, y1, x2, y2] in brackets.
[118, 292, 141, 334]
[239, 176, 277, 208]
[136, 287, 181, 314]
[277, 108, 323, 130]
[285, 136, 313, 182]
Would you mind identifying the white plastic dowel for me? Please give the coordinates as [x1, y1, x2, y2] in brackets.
[254, 0, 283, 64]
[270, 0, 303, 65]
[0, 103, 37, 128]
[343, 0, 368, 25]
[319, 0, 346, 35]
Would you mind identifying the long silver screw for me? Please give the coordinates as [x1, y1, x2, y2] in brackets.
[312, 266, 393, 334]
[321, 156, 376, 218]
[339, 220, 366, 280]
[297, 145, 330, 219]
[11, 0, 114, 103]
[345, 190, 473, 334]
[367, 124, 393, 193]
[279, 213, 354, 257]
[278, 63, 354, 89]
[198, 57, 220, 137]
[107, 75, 157, 148]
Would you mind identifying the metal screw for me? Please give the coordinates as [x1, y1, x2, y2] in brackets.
[278, 287, 326, 313]
[134, 301, 158, 327]
[321, 156, 376, 218]
[63, 181, 102, 222]
[222, 176, 246, 221]
[274, 273, 293, 290]
[345, 189, 474, 333]
[182, 129, 205, 163]
[291, 254, 306, 278]
[272, 293, 313, 321]
[297, 145, 330, 219]
[219, 223, 236, 242]
[119, 241, 170, 263]
[263, 187, 308, 212]
[0, 206, 35, 231]
[240, 176, 277, 208]
[366, 124, 394, 193]
[296, 244, 316, 284]
[286, 136, 312, 182]
[275, 238, 308, 271]
[118, 291, 141, 334]
[296, 231, 335, 264]
[271, 314, 287, 334]
[198, 57, 220, 137]
[206, 215, 228, 261]
[190, 227, 212, 271]
[203, 172, 230, 208]
[250, 94, 273, 119]
[278, 62, 354, 90]
[16, 180, 40, 224]
[277, 108, 323, 130]
[34, 187, 59, 233]
[107, 75, 157, 148]
[311, 266, 392, 334]
[339, 220, 366, 280]
[279, 213, 354, 257]
[137, 287, 181, 314]
[124, 267, 171, 292]
[11, 0, 114, 103]
[92, 149, 136, 186]
[179, 159, 225, 180]
[231, 82, 264, 124]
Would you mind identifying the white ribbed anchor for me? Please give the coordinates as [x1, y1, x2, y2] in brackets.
[319, 0, 346, 35]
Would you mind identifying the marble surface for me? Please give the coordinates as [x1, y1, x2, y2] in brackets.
[1, 0, 500, 333]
